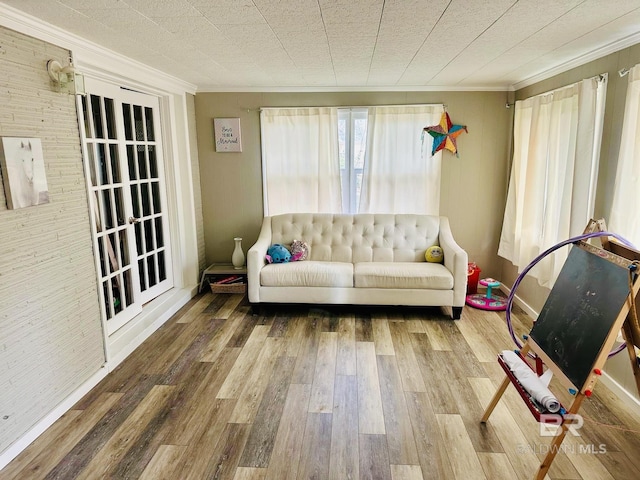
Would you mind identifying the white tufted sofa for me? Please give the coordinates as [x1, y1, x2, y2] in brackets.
[247, 213, 468, 319]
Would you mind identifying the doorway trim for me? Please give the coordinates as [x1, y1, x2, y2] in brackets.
[75, 68, 200, 366]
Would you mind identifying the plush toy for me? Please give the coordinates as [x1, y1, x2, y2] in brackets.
[290, 239, 309, 261]
[425, 245, 444, 263]
[266, 244, 291, 264]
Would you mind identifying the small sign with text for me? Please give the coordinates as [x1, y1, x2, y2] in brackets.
[214, 118, 242, 152]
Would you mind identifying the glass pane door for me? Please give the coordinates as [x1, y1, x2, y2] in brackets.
[120, 89, 172, 304]
[78, 79, 173, 334]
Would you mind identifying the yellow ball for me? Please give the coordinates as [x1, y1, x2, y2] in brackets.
[425, 245, 444, 263]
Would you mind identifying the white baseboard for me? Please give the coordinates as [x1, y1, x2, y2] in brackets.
[0, 366, 108, 471]
[107, 286, 195, 368]
[498, 283, 538, 319]
[0, 285, 197, 472]
[600, 371, 640, 411]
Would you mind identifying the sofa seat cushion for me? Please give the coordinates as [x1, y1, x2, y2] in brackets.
[354, 262, 454, 289]
[260, 261, 354, 288]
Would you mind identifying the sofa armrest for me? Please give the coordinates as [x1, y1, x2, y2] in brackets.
[438, 217, 468, 307]
[247, 216, 272, 303]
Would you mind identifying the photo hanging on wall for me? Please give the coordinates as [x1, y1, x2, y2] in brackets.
[0, 137, 50, 209]
[214, 117, 242, 152]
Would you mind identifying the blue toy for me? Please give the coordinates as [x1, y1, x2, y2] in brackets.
[266, 244, 291, 264]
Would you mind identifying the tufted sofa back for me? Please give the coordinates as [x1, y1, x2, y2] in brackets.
[269, 213, 440, 263]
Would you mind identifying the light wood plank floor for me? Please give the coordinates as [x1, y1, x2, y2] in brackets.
[2, 293, 639, 480]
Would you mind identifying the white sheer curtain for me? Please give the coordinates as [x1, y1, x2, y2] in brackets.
[358, 105, 444, 214]
[260, 107, 342, 215]
[499, 75, 607, 287]
[610, 64, 640, 245]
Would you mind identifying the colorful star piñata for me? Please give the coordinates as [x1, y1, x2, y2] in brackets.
[424, 112, 468, 157]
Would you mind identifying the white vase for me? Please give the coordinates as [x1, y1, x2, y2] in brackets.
[232, 237, 245, 269]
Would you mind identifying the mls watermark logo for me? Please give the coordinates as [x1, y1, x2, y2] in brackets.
[539, 413, 584, 437]
[517, 442, 607, 455]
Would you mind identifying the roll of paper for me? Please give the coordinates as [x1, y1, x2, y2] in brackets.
[501, 350, 561, 413]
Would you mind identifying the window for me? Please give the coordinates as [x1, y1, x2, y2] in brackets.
[338, 108, 367, 213]
[260, 104, 444, 216]
[498, 75, 607, 287]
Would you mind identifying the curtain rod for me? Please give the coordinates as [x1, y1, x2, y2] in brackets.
[513, 73, 608, 104]
[258, 103, 445, 112]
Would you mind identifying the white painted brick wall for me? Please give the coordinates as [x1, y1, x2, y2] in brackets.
[0, 27, 105, 455]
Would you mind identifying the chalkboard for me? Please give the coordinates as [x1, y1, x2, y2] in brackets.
[530, 246, 631, 390]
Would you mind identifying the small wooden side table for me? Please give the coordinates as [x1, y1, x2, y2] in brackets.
[199, 263, 247, 293]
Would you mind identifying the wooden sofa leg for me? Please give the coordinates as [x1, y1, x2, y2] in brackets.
[452, 307, 462, 320]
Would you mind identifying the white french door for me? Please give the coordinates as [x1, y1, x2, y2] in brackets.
[78, 78, 173, 334]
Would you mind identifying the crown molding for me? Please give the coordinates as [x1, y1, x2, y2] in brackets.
[196, 84, 511, 93]
[512, 30, 640, 91]
[0, 3, 196, 95]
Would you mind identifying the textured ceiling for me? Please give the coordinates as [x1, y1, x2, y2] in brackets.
[3, 0, 640, 91]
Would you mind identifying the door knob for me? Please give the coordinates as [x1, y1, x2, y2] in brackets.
[128, 216, 140, 224]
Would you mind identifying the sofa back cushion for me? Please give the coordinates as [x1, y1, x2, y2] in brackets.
[270, 213, 440, 263]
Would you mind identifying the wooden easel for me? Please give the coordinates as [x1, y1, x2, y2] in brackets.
[481, 227, 640, 480]
[585, 218, 640, 397]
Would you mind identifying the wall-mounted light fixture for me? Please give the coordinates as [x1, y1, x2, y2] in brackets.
[47, 58, 85, 95]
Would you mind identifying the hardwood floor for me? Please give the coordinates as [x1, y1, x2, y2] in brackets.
[2, 292, 639, 480]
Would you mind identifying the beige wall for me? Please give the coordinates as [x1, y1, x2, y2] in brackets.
[194, 91, 512, 279]
[0, 27, 104, 454]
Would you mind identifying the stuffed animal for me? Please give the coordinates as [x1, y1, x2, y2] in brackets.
[290, 239, 309, 261]
[425, 245, 444, 263]
[266, 244, 291, 264]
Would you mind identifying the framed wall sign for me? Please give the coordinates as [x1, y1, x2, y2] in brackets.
[214, 117, 242, 152]
[0, 137, 49, 209]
